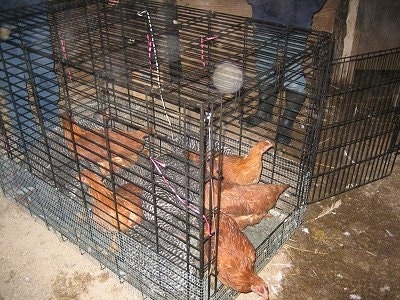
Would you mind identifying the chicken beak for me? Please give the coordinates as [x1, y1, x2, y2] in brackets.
[251, 284, 269, 300]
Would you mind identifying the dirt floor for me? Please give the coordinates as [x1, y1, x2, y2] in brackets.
[0, 157, 398, 300]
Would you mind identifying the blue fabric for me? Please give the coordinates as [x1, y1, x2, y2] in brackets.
[253, 27, 308, 93]
[0, 3, 60, 144]
[0, 0, 46, 11]
[247, 0, 326, 29]
[247, 0, 327, 93]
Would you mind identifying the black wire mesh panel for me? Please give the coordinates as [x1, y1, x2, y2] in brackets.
[310, 47, 400, 202]
[48, 0, 332, 198]
[0, 1, 332, 299]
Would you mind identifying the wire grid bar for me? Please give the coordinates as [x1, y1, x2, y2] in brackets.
[0, 1, 332, 299]
[310, 47, 400, 202]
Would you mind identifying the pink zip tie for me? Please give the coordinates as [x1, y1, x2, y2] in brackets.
[200, 35, 218, 67]
[203, 215, 213, 237]
[107, 0, 119, 6]
[150, 157, 213, 236]
[58, 32, 72, 82]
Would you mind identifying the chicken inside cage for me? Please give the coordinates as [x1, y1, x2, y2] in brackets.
[60, 110, 154, 175]
[204, 210, 270, 299]
[78, 168, 144, 251]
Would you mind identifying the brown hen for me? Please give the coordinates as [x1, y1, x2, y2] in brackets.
[80, 169, 144, 233]
[60, 112, 153, 175]
[222, 182, 289, 229]
[205, 181, 289, 229]
[189, 140, 273, 185]
[205, 211, 269, 299]
[212, 140, 273, 185]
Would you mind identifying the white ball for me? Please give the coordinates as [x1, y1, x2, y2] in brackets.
[212, 62, 244, 94]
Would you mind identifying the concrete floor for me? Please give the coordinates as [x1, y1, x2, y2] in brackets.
[0, 157, 398, 300]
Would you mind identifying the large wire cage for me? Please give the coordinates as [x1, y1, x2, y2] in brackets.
[0, 1, 333, 300]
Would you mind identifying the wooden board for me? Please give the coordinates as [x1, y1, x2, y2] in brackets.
[177, 0, 252, 17]
[313, 0, 338, 33]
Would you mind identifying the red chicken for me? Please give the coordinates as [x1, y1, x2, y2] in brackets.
[189, 140, 274, 185]
[205, 180, 289, 229]
[222, 182, 289, 229]
[60, 112, 153, 175]
[211, 140, 274, 185]
[205, 211, 269, 299]
[79, 169, 144, 233]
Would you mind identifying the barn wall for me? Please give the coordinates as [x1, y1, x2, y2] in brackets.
[354, 0, 400, 54]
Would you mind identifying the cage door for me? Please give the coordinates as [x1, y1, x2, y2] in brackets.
[309, 47, 400, 203]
